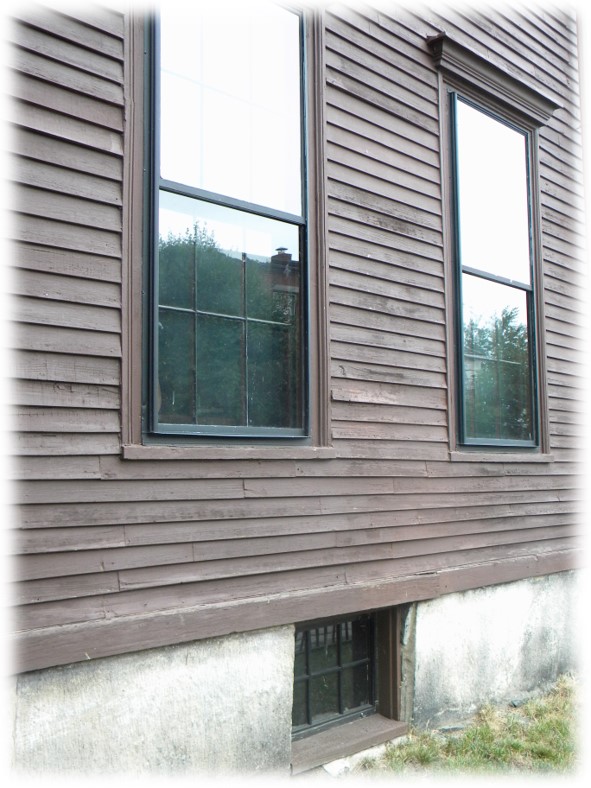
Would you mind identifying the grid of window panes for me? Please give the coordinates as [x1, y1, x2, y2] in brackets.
[152, 3, 306, 436]
[452, 94, 537, 446]
[292, 615, 376, 739]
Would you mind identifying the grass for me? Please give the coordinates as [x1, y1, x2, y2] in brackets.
[356, 675, 579, 776]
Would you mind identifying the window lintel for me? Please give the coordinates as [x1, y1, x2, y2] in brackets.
[427, 32, 560, 126]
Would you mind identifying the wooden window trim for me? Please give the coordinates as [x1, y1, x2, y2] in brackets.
[428, 33, 559, 460]
[121, 9, 330, 460]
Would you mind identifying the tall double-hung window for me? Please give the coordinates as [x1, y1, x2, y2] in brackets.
[451, 96, 538, 446]
[148, 3, 306, 438]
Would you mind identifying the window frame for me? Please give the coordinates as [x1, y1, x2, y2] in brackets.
[450, 93, 539, 449]
[121, 8, 331, 457]
[428, 33, 559, 457]
[148, 8, 308, 441]
[290, 608, 407, 773]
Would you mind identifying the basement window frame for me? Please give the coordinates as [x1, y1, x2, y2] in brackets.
[290, 609, 408, 775]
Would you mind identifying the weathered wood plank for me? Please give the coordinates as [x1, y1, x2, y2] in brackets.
[12, 295, 120, 333]
[12, 101, 123, 155]
[11, 269, 120, 308]
[8, 379, 119, 409]
[9, 406, 120, 434]
[11, 213, 122, 257]
[11, 243, 121, 283]
[10, 45, 123, 105]
[11, 432, 121, 456]
[10, 72, 123, 132]
[13, 8, 124, 60]
[8, 128, 122, 182]
[12, 156, 122, 206]
[10, 323, 121, 357]
[11, 18, 123, 81]
[8, 350, 120, 384]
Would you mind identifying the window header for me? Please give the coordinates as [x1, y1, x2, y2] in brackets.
[427, 33, 560, 126]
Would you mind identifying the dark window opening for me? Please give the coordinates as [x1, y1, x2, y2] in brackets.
[292, 614, 376, 740]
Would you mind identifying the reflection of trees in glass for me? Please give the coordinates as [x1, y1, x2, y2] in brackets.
[157, 223, 302, 430]
[463, 306, 533, 442]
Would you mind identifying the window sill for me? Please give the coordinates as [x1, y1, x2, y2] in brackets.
[449, 450, 554, 463]
[121, 443, 336, 461]
[291, 715, 408, 775]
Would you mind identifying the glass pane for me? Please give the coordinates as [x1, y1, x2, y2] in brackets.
[342, 664, 371, 712]
[340, 618, 371, 666]
[158, 192, 303, 432]
[292, 679, 308, 728]
[196, 315, 244, 426]
[158, 225, 195, 310]
[455, 98, 531, 285]
[307, 626, 339, 673]
[294, 631, 308, 680]
[160, 2, 302, 215]
[247, 322, 301, 429]
[310, 673, 339, 727]
[462, 274, 534, 442]
[157, 308, 195, 424]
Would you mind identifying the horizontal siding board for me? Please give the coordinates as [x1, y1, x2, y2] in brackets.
[12, 10, 124, 60]
[12, 19, 123, 82]
[11, 71, 123, 132]
[325, 101, 440, 166]
[11, 433, 121, 456]
[8, 351, 120, 384]
[14, 184, 121, 231]
[10, 45, 123, 105]
[13, 156, 122, 206]
[13, 509, 574, 559]
[10, 323, 121, 357]
[12, 214, 121, 257]
[8, 127, 122, 181]
[10, 406, 120, 433]
[13, 101, 124, 155]
[11, 269, 120, 308]
[13, 296, 120, 333]
[15, 486, 579, 529]
[8, 380, 119, 409]
[10, 456, 102, 481]
[11, 243, 121, 283]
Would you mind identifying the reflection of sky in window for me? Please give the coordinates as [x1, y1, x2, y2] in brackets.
[160, 2, 302, 216]
[456, 99, 531, 285]
[159, 191, 299, 261]
[462, 273, 528, 329]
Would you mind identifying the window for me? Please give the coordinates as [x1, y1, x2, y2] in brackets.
[293, 615, 376, 740]
[290, 610, 408, 774]
[147, 3, 307, 439]
[451, 95, 538, 446]
[428, 33, 559, 453]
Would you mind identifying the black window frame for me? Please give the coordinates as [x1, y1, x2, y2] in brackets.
[450, 91, 540, 449]
[143, 7, 310, 442]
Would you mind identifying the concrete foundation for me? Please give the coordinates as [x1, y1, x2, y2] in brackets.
[402, 571, 579, 728]
[10, 571, 579, 775]
[11, 625, 295, 776]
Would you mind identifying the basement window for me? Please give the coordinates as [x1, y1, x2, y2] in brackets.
[291, 610, 408, 774]
[292, 614, 376, 739]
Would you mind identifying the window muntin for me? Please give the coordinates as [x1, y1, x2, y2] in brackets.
[452, 94, 538, 447]
[292, 615, 376, 740]
[150, 3, 306, 438]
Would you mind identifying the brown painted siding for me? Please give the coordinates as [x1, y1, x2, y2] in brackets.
[8, 3, 584, 673]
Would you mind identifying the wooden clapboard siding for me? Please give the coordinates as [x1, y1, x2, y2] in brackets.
[8, 3, 584, 673]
